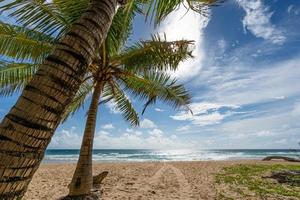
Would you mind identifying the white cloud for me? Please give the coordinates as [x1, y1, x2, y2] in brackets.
[171, 102, 238, 127]
[140, 118, 157, 129]
[49, 126, 193, 149]
[171, 135, 178, 140]
[176, 125, 191, 133]
[126, 128, 134, 132]
[98, 130, 110, 135]
[155, 108, 164, 112]
[148, 128, 163, 137]
[237, 0, 286, 44]
[106, 101, 121, 114]
[291, 101, 300, 117]
[255, 130, 275, 137]
[49, 127, 82, 149]
[218, 105, 299, 142]
[273, 96, 285, 100]
[157, 2, 210, 80]
[287, 5, 294, 14]
[275, 138, 287, 144]
[217, 39, 227, 53]
[287, 5, 299, 15]
[197, 56, 300, 106]
[101, 123, 114, 130]
[125, 128, 143, 136]
[93, 129, 190, 149]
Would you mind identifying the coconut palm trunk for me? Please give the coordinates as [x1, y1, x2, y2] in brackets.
[0, 0, 120, 199]
[68, 80, 103, 197]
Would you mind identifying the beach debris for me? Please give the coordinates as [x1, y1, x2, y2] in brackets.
[263, 170, 300, 186]
[262, 156, 300, 162]
[93, 171, 109, 190]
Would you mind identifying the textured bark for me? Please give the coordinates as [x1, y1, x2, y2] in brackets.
[0, 0, 118, 199]
[68, 81, 103, 196]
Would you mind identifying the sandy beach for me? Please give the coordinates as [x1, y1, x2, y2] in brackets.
[22, 160, 292, 200]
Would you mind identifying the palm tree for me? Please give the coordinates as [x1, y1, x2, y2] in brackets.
[0, 0, 218, 198]
[66, 35, 193, 197]
[0, 23, 193, 199]
[0, 4, 194, 198]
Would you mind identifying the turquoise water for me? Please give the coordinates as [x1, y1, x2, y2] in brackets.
[44, 149, 300, 163]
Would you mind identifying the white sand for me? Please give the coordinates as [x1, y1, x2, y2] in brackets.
[23, 160, 284, 200]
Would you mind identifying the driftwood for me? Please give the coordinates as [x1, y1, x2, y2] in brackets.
[266, 170, 300, 186]
[61, 171, 109, 200]
[262, 156, 300, 162]
[93, 171, 109, 190]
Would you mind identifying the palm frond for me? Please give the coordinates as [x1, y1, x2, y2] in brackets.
[52, 0, 89, 26]
[104, 0, 146, 57]
[120, 70, 191, 114]
[0, 21, 54, 62]
[142, 0, 220, 26]
[61, 78, 93, 122]
[0, 61, 38, 96]
[106, 80, 139, 127]
[0, 0, 68, 36]
[105, 6, 135, 56]
[111, 34, 193, 72]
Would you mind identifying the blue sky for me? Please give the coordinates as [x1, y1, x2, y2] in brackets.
[1, 0, 300, 149]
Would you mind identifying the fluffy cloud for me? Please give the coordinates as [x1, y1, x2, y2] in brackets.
[92, 129, 190, 149]
[275, 139, 288, 144]
[49, 127, 82, 149]
[148, 128, 163, 137]
[287, 5, 299, 15]
[49, 126, 193, 149]
[255, 130, 275, 137]
[157, 2, 210, 80]
[291, 101, 300, 116]
[176, 125, 192, 133]
[171, 102, 238, 127]
[101, 123, 114, 130]
[105, 101, 121, 114]
[140, 118, 157, 129]
[194, 55, 300, 106]
[287, 5, 294, 14]
[237, 0, 286, 44]
[98, 130, 110, 135]
[155, 108, 164, 112]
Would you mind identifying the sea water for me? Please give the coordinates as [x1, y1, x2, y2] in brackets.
[44, 149, 300, 163]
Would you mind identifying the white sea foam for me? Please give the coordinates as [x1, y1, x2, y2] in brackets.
[43, 149, 300, 163]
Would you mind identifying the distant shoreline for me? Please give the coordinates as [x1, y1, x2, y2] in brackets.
[43, 149, 300, 163]
[42, 157, 262, 164]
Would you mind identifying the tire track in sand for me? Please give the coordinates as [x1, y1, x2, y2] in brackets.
[147, 162, 196, 200]
[106, 163, 198, 199]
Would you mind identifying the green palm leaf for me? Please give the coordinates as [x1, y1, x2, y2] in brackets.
[0, 0, 68, 36]
[61, 78, 94, 122]
[105, 0, 145, 56]
[0, 61, 37, 96]
[111, 35, 194, 72]
[0, 21, 54, 62]
[106, 81, 139, 126]
[52, 0, 89, 25]
[106, 6, 135, 56]
[143, 0, 220, 26]
[120, 71, 191, 114]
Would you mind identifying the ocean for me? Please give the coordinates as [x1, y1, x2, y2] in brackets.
[44, 149, 300, 163]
